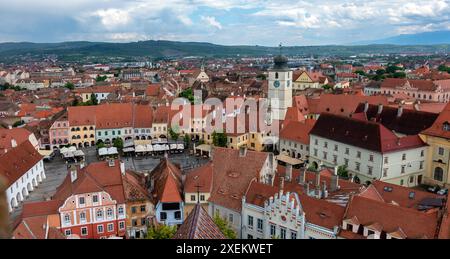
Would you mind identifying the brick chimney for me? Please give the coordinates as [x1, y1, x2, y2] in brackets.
[377, 104, 383, 114]
[120, 160, 125, 176]
[70, 166, 78, 183]
[397, 105, 404, 118]
[331, 166, 340, 192]
[299, 168, 306, 185]
[286, 164, 293, 182]
[11, 138, 17, 148]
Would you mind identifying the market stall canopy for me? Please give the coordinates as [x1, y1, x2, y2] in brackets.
[276, 154, 303, 165]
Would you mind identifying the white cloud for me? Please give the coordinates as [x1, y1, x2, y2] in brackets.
[94, 9, 131, 27]
[200, 16, 223, 30]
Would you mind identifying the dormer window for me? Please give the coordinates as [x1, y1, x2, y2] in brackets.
[444, 122, 450, 131]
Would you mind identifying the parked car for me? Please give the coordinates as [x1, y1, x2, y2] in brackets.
[437, 188, 448, 196]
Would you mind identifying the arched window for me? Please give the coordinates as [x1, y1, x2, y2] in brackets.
[275, 72, 279, 79]
[434, 167, 444, 182]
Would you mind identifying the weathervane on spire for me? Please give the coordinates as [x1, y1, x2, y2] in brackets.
[279, 43, 283, 56]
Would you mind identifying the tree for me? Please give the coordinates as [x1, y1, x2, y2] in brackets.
[184, 134, 191, 146]
[212, 131, 227, 147]
[179, 88, 194, 104]
[169, 127, 180, 141]
[386, 65, 403, 74]
[146, 224, 177, 239]
[337, 165, 349, 178]
[12, 120, 24, 128]
[96, 75, 107, 82]
[391, 72, 406, 79]
[113, 138, 124, 150]
[64, 82, 74, 90]
[213, 214, 237, 239]
[355, 70, 366, 76]
[96, 141, 106, 149]
[376, 69, 386, 76]
[90, 93, 99, 105]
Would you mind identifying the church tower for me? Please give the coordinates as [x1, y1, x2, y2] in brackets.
[268, 45, 293, 121]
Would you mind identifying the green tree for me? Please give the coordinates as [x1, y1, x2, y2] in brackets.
[355, 70, 366, 76]
[96, 75, 108, 82]
[376, 69, 386, 76]
[337, 165, 349, 178]
[90, 93, 99, 105]
[213, 214, 237, 239]
[169, 127, 180, 141]
[184, 134, 191, 146]
[64, 82, 75, 90]
[438, 65, 450, 73]
[113, 138, 124, 150]
[391, 72, 406, 79]
[12, 120, 24, 128]
[212, 131, 227, 147]
[147, 225, 177, 239]
[96, 141, 106, 149]
[179, 88, 194, 104]
[386, 65, 403, 74]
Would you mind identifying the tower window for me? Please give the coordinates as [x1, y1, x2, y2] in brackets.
[275, 72, 279, 79]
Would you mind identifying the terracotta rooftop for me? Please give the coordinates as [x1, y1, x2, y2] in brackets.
[173, 204, 226, 239]
[310, 113, 427, 153]
[0, 141, 42, 186]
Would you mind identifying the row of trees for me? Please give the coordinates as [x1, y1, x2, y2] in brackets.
[355, 65, 406, 81]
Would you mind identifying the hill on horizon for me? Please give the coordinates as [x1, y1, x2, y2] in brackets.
[355, 30, 450, 45]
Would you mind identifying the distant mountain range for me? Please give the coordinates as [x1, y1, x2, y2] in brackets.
[0, 39, 449, 63]
[356, 30, 450, 45]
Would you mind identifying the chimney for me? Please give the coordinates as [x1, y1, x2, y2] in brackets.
[331, 167, 340, 192]
[414, 102, 420, 111]
[79, 160, 86, 169]
[279, 177, 285, 191]
[239, 146, 248, 157]
[397, 105, 403, 118]
[322, 180, 328, 199]
[299, 167, 306, 184]
[286, 164, 293, 182]
[120, 161, 125, 176]
[108, 159, 115, 167]
[11, 138, 17, 148]
[70, 166, 77, 183]
[305, 182, 310, 196]
[364, 101, 369, 113]
[315, 171, 321, 188]
[377, 104, 383, 114]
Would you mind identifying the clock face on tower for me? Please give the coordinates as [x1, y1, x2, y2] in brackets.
[274, 80, 280, 88]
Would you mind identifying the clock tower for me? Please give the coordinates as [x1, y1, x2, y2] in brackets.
[268, 45, 293, 121]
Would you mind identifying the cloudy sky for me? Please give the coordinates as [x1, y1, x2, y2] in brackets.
[0, 0, 449, 46]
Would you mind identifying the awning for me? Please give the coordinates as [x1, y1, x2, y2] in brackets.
[276, 154, 303, 165]
[38, 149, 53, 157]
[195, 144, 212, 152]
[123, 147, 135, 153]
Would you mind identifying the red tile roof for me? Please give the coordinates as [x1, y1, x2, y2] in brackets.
[209, 148, 269, 212]
[0, 141, 42, 186]
[422, 102, 450, 139]
[280, 119, 316, 144]
[345, 195, 439, 239]
[359, 181, 442, 209]
[52, 160, 126, 205]
[173, 204, 226, 239]
[310, 113, 427, 153]
[151, 159, 183, 203]
[0, 128, 34, 155]
[184, 162, 213, 193]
